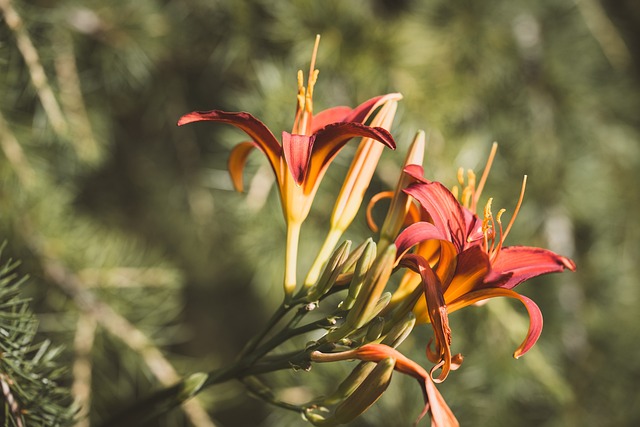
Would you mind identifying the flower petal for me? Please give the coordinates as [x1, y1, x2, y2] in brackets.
[342, 93, 403, 124]
[487, 246, 577, 289]
[304, 122, 396, 194]
[443, 246, 490, 302]
[399, 254, 452, 382]
[177, 110, 282, 169]
[228, 142, 257, 192]
[310, 106, 353, 133]
[282, 132, 314, 185]
[421, 375, 460, 427]
[404, 182, 468, 251]
[395, 222, 446, 260]
[447, 288, 544, 358]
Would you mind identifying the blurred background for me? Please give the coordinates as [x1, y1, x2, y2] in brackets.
[1, 0, 639, 426]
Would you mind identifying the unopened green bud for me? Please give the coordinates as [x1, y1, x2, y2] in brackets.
[306, 240, 351, 302]
[339, 239, 376, 311]
[381, 312, 416, 348]
[340, 238, 373, 276]
[345, 245, 396, 329]
[333, 357, 395, 424]
[358, 293, 391, 329]
[365, 317, 385, 342]
[324, 361, 376, 405]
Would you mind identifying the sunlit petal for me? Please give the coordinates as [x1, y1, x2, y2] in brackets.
[304, 122, 395, 194]
[177, 110, 281, 169]
[342, 93, 403, 124]
[447, 288, 543, 358]
[310, 106, 353, 133]
[395, 222, 445, 260]
[487, 246, 577, 289]
[404, 182, 467, 250]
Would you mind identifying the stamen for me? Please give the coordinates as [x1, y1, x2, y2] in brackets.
[482, 198, 493, 251]
[461, 186, 473, 208]
[472, 142, 498, 212]
[308, 34, 321, 86]
[467, 170, 476, 192]
[502, 175, 527, 242]
[299, 36, 321, 135]
[491, 208, 507, 260]
[292, 70, 305, 133]
[457, 167, 465, 187]
[451, 186, 459, 201]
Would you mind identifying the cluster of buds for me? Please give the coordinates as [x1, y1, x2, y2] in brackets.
[178, 36, 575, 426]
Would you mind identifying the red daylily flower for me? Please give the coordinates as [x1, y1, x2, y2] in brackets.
[391, 152, 575, 382]
[177, 96, 396, 225]
[177, 36, 397, 296]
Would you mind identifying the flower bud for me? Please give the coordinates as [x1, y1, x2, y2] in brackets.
[305, 240, 351, 302]
[381, 312, 416, 348]
[365, 316, 385, 342]
[344, 244, 396, 330]
[339, 239, 376, 311]
[377, 130, 425, 249]
[332, 357, 395, 424]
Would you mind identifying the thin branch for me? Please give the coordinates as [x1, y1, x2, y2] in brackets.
[72, 314, 97, 427]
[0, 0, 68, 136]
[574, 0, 631, 70]
[0, 112, 36, 188]
[53, 28, 101, 162]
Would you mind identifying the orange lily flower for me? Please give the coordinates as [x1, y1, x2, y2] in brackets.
[177, 36, 396, 297]
[391, 150, 575, 382]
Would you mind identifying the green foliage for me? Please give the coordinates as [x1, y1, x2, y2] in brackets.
[0, 246, 74, 426]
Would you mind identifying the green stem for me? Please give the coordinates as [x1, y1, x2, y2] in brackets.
[236, 303, 291, 360]
[284, 220, 302, 299]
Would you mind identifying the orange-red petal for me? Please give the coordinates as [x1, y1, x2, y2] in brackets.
[228, 142, 257, 192]
[447, 288, 544, 358]
[177, 110, 282, 171]
[487, 246, 577, 289]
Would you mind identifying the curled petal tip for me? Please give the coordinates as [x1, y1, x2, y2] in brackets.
[177, 111, 220, 126]
[561, 256, 577, 271]
[177, 112, 200, 126]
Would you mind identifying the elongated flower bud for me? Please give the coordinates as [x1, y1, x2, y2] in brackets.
[339, 239, 376, 311]
[365, 316, 385, 341]
[324, 361, 376, 405]
[357, 292, 392, 329]
[381, 312, 416, 348]
[377, 130, 425, 249]
[344, 245, 396, 330]
[305, 240, 351, 302]
[332, 357, 395, 424]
